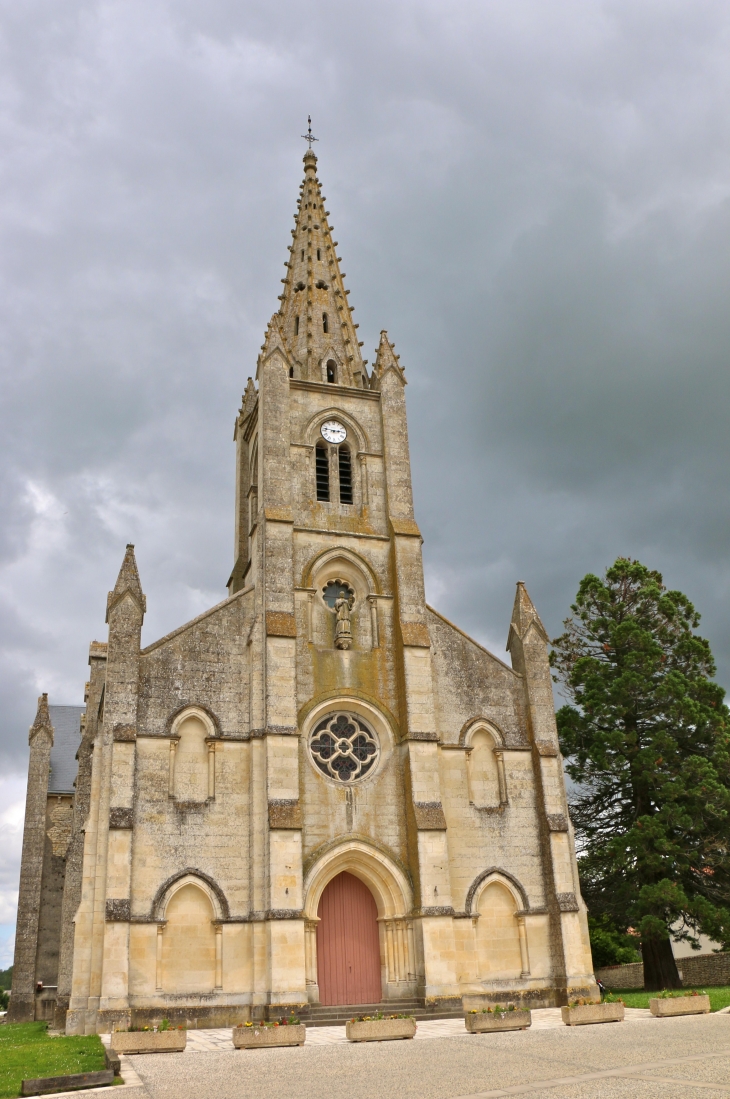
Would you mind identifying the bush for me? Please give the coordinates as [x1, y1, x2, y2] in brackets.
[589, 915, 641, 968]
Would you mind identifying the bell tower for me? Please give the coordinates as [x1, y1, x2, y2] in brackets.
[226, 145, 462, 1008]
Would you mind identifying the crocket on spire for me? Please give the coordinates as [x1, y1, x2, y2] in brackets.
[276, 149, 366, 387]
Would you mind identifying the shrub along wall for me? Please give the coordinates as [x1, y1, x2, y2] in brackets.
[596, 952, 730, 989]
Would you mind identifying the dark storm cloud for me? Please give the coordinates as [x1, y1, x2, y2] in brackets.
[2, 0, 730, 790]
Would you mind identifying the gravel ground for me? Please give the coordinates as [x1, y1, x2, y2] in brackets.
[130, 1012, 730, 1099]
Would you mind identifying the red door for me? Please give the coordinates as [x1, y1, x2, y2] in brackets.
[317, 871, 382, 1005]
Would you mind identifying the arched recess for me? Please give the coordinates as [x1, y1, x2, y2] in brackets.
[153, 871, 227, 994]
[304, 407, 368, 510]
[302, 547, 381, 651]
[467, 871, 531, 981]
[168, 706, 218, 802]
[304, 406, 368, 454]
[303, 840, 416, 1003]
[461, 720, 507, 809]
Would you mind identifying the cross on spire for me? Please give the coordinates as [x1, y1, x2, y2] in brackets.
[301, 116, 318, 149]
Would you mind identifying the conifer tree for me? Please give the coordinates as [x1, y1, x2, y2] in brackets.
[550, 558, 730, 989]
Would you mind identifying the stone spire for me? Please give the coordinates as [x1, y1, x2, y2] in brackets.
[275, 150, 366, 387]
[28, 692, 54, 747]
[106, 544, 146, 623]
[372, 330, 405, 388]
[507, 581, 549, 653]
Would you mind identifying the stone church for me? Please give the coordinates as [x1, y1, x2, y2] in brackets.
[11, 148, 597, 1033]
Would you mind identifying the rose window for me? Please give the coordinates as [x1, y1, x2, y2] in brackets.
[309, 712, 379, 782]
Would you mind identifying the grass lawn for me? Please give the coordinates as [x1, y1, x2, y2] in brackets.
[612, 985, 730, 1012]
[0, 1022, 107, 1099]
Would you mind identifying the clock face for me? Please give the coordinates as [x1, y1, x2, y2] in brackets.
[321, 420, 347, 444]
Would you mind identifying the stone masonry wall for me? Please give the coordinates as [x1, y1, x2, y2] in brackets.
[596, 953, 730, 988]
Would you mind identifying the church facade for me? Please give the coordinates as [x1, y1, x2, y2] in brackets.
[11, 149, 597, 1033]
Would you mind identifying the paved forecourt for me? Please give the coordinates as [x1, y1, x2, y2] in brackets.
[121, 1008, 730, 1099]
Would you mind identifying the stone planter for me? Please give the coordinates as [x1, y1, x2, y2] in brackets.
[110, 1030, 187, 1054]
[465, 1010, 532, 1033]
[650, 994, 711, 1017]
[233, 1023, 306, 1048]
[346, 1017, 417, 1042]
[561, 1002, 624, 1026]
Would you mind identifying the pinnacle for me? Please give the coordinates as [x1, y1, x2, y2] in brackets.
[507, 581, 548, 648]
[372, 330, 405, 385]
[29, 692, 54, 746]
[274, 150, 366, 387]
[106, 544, 146, 621]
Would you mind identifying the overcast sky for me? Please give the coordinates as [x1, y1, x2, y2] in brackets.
[2, 0, 730, 962]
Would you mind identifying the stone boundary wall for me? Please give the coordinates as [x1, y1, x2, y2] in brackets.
[596, 952, 730, 989]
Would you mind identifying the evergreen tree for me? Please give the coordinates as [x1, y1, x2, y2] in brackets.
[551, 558, 730, 990]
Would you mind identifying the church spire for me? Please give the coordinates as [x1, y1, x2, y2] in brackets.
[276, 150, 366, 387]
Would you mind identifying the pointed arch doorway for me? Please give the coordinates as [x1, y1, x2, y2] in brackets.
[316, 871, 382, 1005]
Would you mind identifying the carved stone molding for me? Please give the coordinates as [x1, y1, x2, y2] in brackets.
[113, 724, 136, 742]
[413, 801, 447, 830]
[109, 807, 134, 830]
[266, 611, 297, 638]
[556, 892, 579, 913]
[268, 800, 302, 829]
[105, 899, 131, 922]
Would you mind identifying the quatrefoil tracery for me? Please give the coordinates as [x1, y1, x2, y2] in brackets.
[309, 712, 379, 783]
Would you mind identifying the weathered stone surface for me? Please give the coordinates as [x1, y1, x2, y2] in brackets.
[465, 1010, 532, 1032]
[345, 1017, 417, 1042]
[232, 1023, 306, 1048]
[561, 1003, 624, 1026]
[650, 994, 710, 1017]
[111, 1030, 187, 1054]
[14, 147, 597, 1037]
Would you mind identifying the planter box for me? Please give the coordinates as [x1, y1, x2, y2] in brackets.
[346, 1017, 417, 1042]
[465, 1010, 532, 1033]
[650, 995, 711, 1017]
[21, 1071, 114, 1096]
[111, 1030, 187, 1054]
[233, 1023, 306, 1048]
[561, 1003, 624, 1026]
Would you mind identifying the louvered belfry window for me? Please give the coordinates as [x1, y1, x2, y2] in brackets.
[316, 443, 330, 501]
[338, 445, 353, 504]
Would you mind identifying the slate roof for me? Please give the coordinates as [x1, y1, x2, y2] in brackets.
[48, 705, 84, 794]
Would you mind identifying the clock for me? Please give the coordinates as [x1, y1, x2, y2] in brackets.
[321, 420, 347, 444]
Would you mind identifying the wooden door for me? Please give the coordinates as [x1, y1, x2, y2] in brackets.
[317, 871, 382, 1005]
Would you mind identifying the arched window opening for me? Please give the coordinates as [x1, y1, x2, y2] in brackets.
[295, 315, 299, 335]
[322, 313, 329, 334]
[316, 443, 330, 501]
[317, 248, 321, 260]
[301, 249, 304, 260]
[468, 730, 503, 808]
[326, 360, 337, 384]
[339, 446, 353, 504]
[289, 366, 294, 378]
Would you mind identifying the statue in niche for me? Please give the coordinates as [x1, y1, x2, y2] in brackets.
[334, 589, 355, 650]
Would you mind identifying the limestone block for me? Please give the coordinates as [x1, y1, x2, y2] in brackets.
[650, 995, 710, 1017]
[111, 1031, 187, 1054]
[561, 1002, 623, 1025]
[465, 1009, 531, 1032]
[346, 1017, 416, 1042]
[233, 1023, 305, 1047]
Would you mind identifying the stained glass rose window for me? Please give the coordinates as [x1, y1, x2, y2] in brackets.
[309, 712, 379, 782]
